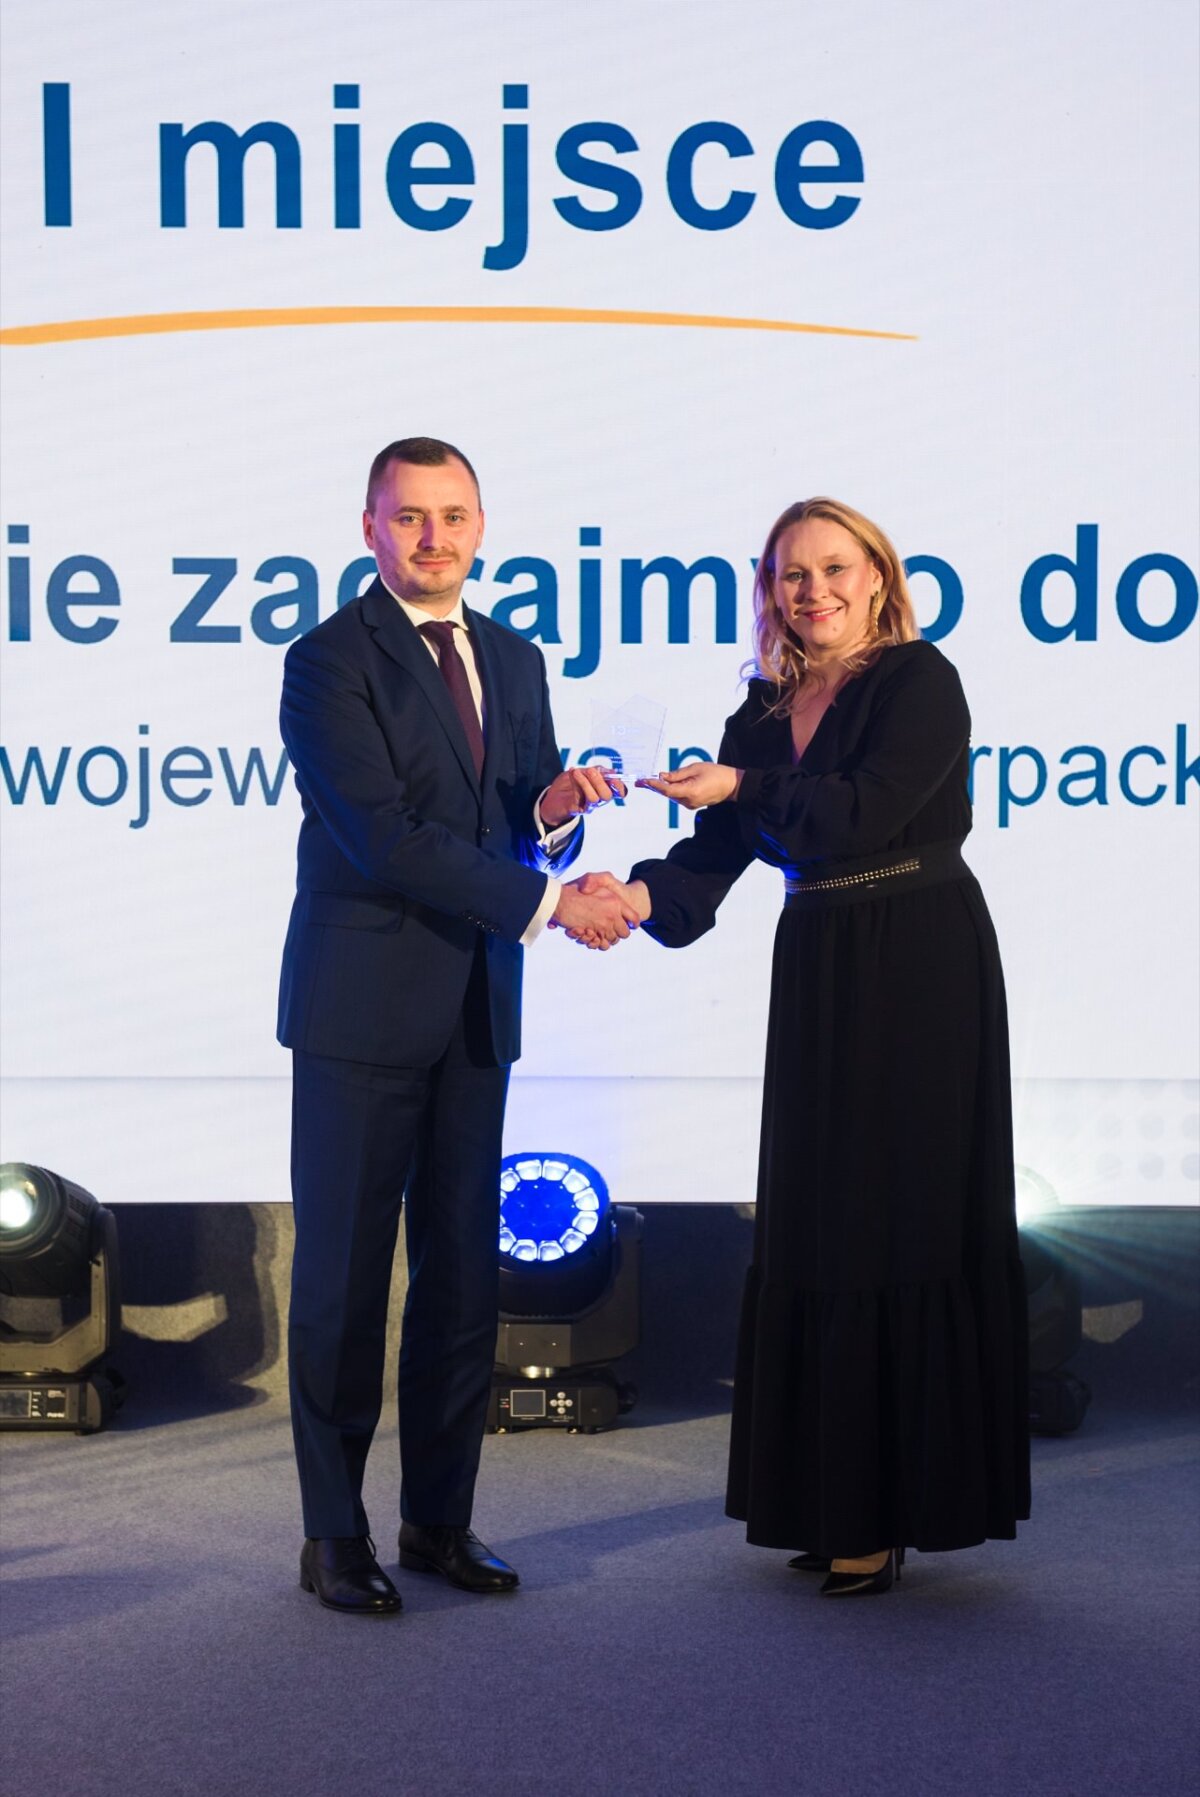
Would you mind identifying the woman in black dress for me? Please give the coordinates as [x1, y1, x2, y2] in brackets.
[609, 497, 1031, 1593]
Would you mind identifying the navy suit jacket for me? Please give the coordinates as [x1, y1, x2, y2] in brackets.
[277, 578, 581, 1067]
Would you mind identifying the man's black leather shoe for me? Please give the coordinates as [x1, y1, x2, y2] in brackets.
[300, 1536, 403, 1615]
[398, 1523, 520, 1593]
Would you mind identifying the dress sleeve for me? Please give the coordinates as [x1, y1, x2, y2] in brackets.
[629, 716, 756, 950]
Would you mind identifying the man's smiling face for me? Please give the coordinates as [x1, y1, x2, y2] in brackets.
[363, 456, 485, 616]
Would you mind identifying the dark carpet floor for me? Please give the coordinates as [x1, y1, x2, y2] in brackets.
[2, 1392, 1197, 1797]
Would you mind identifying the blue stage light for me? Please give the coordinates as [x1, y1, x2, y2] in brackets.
[491, 1152, 640, 1432]
[498, 1154, 609, 1264]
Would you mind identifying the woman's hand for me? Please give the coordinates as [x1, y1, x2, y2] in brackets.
[574, 871, 651, 921]
[635, 764, 742, 810]
[548, 872, 650, 948]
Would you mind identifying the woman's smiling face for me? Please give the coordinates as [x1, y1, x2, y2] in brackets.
[773, 517, 881, 662]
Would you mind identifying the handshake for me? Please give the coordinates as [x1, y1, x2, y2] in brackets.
[539, 755, 742, 950]
[550, 871, 651, 950]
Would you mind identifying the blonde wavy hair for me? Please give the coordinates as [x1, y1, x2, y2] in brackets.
[751, 497, 919, 713]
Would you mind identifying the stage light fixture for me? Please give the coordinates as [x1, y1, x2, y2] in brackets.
[489, 1153, 641, 1434]
[1015, 1165, 1059, 1228]
[0, 1163, 124, 1432]
[1016, 1167, 1090, 1435]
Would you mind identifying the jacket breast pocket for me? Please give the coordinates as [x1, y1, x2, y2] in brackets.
[305, 892, 405, 933]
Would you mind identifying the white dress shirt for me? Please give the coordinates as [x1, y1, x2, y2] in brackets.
[384, 584, 576, 944]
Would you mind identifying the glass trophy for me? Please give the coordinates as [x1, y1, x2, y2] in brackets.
[589, 695, 667, 786]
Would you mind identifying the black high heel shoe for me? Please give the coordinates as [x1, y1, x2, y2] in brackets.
[786, 1551, 832, 1573]
[819, 1546, 905, 1597]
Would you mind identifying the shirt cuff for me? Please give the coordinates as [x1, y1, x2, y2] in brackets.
[534, 789, 584, 854]
[521, 876, 561, 947]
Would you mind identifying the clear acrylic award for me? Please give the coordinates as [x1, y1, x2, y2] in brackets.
[588, 695, 667, 785]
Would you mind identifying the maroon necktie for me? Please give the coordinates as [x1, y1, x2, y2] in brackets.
[419, 620, 485, 779]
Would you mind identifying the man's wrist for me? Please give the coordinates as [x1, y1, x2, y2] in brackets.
[521, 875, 561, 946]
[535, 788, 583, 839]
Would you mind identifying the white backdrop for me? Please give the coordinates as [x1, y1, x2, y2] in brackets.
[1, 0, 1197, 1207]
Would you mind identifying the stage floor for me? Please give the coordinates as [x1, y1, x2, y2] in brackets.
[2, 1389, 1197, 1797]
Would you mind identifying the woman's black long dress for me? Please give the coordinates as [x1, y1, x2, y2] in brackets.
[631, 640, 1031, 1555]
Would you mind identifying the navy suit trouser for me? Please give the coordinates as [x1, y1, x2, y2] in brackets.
[288, 983, 509, 1538]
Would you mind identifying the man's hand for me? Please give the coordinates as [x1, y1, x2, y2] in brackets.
[572, 871, 652, 923]
[549, 874, 643, 949]
[635, 764, 741, 810]
[540, 765, 627, 828]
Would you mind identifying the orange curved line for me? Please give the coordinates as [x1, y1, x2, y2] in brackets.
[0, 304, 917, 347]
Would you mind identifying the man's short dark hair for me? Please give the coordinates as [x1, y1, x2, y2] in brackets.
[365, 437, 481, 511]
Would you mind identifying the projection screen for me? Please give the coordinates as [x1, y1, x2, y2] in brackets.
[1, 0, 1196, 1209]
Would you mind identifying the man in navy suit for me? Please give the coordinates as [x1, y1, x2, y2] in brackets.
[278, 437, 631, 1615]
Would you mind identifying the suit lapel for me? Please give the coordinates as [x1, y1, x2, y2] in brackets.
[361, 579, 482, 797]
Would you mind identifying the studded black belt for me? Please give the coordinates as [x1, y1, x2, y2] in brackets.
[782, 842, 969, 907]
